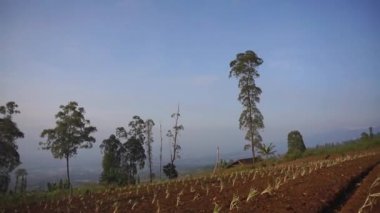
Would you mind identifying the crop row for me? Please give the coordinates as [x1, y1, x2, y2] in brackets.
[19, 152, 377, 212]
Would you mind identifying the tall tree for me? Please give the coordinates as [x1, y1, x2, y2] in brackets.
[145, 119, 155, 182]
[107, 116, 147, 185]
[99, 134, 123, 184]
[159, 122, 163, 180]
[100, 117, 147, 186]
[229, 50, 264, 163]
[287, 130, 306, 155]
[164, 105, 183, 179]
[123, 137, 145, 184]
[39, 101, 97, 191]
[126, 116, 146, 184]
[0, 101, 24, 193]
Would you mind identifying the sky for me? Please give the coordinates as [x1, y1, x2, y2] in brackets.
[1, 0, 380, 178]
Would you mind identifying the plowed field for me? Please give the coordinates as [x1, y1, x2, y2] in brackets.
[4, 152, 380, 212]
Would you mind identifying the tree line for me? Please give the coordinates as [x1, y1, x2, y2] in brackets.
[0, 49, 268, 193]
[0, 100, 184, 193]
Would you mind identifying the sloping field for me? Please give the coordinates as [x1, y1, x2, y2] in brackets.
[4, 151, 380, 212]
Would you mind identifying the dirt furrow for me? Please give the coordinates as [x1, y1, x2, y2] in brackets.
[240, 154, 380, 213]
[340, 164, 380, 213]
[7, 153, 380, 213]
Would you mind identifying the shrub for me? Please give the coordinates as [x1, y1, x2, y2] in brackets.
[163, 163, 178, 179]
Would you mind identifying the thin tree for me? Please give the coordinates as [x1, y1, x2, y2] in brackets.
[159, 122, 163, 180]
[145, 119, 155, 182]
[0, 101, 24, 193]
[164, 105, 184, 179]
[212, 146, 220, 175]
[40, 101, 97, 192]
[229, 50, 264, 164]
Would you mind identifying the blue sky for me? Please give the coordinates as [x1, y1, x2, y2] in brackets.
[1, 0, 380, 172]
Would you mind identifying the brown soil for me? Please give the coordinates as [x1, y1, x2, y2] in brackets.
[340, 164, 380, 213]
[4, 152, 380, 213]
[244, 154, 380, 213]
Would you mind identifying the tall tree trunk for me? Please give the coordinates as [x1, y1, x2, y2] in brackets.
[148, 144, 152, 183]
[251, 141, 255, 164]
[159, 122, 163, 180]
[246, 76, 256, 165]
[65, 155, 72, 194]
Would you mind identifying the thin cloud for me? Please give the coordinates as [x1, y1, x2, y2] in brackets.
[192, 75, 219, 87]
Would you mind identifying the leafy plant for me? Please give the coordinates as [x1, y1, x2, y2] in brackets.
[257, 142, 276, 159]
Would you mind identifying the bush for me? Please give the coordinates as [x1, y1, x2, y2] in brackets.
[163, 163, 178, 179]
[287, 130, 306, 157]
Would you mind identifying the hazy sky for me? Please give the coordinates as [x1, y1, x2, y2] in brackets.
[1, 0, 380, 171]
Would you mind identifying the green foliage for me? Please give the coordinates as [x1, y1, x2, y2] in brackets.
[39, 101, 97, 189]
[284, 150, 304, 161]
[100, 116, 148, 185]
[301, 134, 380, 157]
[123, 137, 146, 184]
[257, 142, 276, 159]
[99, 134, 124, 184]
[163, 163, 178, 179]
[0, 101, 24, 193]
[229, 50, 264, 161]
[287, 130, 306, 156]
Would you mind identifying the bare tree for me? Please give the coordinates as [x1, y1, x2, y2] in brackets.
[159, 122, 163, 180]
[164, 105, 184, 179]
